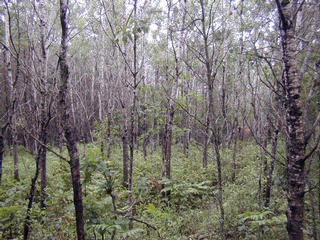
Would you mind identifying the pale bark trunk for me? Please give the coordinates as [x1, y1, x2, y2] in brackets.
[4, 4, 19, 181]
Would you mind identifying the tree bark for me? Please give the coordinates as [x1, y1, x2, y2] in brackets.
[59, 1, 85, 239]
[275, 1, 306, 239]
[161, 105, 174, 179]
[106, 113, 112, 159]
[23, 146, 41, 240]
[214, 142, 226, 240]
[12, 118, 19, 180]
[203, 110, 210, 168]
[4, 3, 19, 181]
[122, 108, 129, 189]
[231, 118, 238, 182]
[39, 0, 49, 208]
[265, 126, 279, 207]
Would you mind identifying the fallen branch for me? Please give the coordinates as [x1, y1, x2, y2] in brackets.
[129, 217, 162, 239]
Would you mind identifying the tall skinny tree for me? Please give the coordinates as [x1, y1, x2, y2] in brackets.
[59, 1, 85, 239]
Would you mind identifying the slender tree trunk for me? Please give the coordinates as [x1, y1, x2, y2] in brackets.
[122, 110, 129, 189]
[59, 1, 85, 239]
[106, 113, 112, 159]
[258, 131, 267, 206]
[265, 126, 279, 207]
[231, 118, 238, 182]
[39, 114, 48, 208]
[161, 105, 174, 179]
[214, 142, 226, 240]
[39, 0, 49, 208]
[23, 146, 41, 240]
[142, 106, 148, 159]
[275, 1, 306, 239]
[4, 4, 19, 181]
[221, 64, 227, 149]
[12, 2, 22, 182]
[128, 0, 138, 229]
[12, 118, 19, 180]
[203, 111, 210, 168]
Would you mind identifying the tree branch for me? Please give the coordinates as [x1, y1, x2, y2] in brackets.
[23, 127, 69, 163]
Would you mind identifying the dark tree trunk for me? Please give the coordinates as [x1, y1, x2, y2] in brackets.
[23, 146, 41, 240]
[12, 120, 19, 181]
[265, 127, 279, 207]
[203, 111, 210, 168]
[39, 117, 48, 208]
[231, 118, 238, 182]
[142, 105, 148, 159]
[214, 142, 226, 240]
[106, 113, 112, 159]
[122, 115, 129, 189]
[275, 1, 306, 239]
[59, 1, 85, 239]
[161, 105, 174, 179]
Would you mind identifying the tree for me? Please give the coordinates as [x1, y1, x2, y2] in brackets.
[58, 1, 86, 239]
[275, 0, 320, 239]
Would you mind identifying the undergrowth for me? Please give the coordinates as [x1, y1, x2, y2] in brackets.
[0, 141, 293, 239]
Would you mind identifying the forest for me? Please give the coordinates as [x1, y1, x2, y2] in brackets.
[0, 0, 319, 239]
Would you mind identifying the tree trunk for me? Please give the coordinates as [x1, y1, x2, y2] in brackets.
[23, 146, 41, 240]
[265, 126, 279, 207]
[214, 142, 226, 240]
[39, 120, 48, 208]
[106, 113, 112, 159]
[39, 0, 49, 208]
[161, 105, 174, 179]
[122, 112, 129, 189]
[12, 118, 19, 180]
[275, 1, 306, 239]
[59, 1, 85, 239]
[203, 111, 210, 168]
[231, 118, 238, 182]
[4, 4, 19, 181]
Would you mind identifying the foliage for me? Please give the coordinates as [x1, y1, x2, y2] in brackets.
[0, 140, 313, 239]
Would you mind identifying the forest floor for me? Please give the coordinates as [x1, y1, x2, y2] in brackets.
[0, 141, 299, 239]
